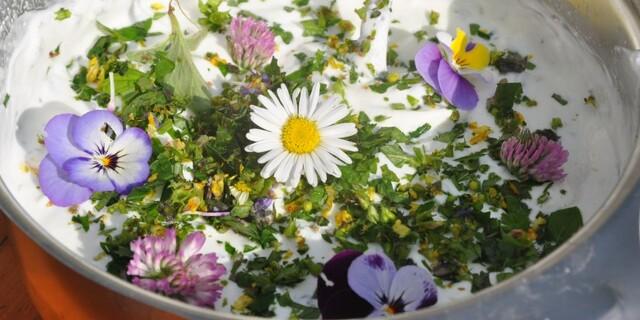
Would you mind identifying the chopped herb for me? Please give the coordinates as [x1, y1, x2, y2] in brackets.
[49, 44, 61, 58]
[551, 93, 568, 106]
[293, 0, 310, 6]
[54, 8, 72, 21]
[584, 94, 597, 107]
[428, 11, 440, 25]
[71, 214, 91, 232]
[544, 207, 583, 245]
[2, 94, 9, 108]
[271, 23, 294, 44]
[390, 103, 406, 110]
[198, 0, 232, 32]
[486, 81, 523, 135]
[491, 51, 531, 74]
[469, 23, 492, 40]
[551, 117, 563, 130]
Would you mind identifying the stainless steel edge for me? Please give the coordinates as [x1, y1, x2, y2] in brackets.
[1, 0, 640, 319]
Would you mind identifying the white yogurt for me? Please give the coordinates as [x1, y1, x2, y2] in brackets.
[0, 0, 634, 317]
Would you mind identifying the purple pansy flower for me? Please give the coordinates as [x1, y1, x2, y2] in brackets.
[228, 16, 276, 70]
[127, 229, 227, 308]
[500, 130, 569, 182]
[317, 250, 438, 318]
[415, 28, 491, 110]
[39, 110, 152, 207]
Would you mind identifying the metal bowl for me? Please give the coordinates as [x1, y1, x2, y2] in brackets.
[2, 0, 640, 319]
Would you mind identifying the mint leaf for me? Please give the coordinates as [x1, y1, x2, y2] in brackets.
[546, 207, 583, 243]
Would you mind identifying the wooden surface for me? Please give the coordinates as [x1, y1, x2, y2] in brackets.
[0, 212, 182, 320]
[0, 213, 41, 320]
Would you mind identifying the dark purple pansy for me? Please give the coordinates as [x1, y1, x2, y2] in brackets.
[318, 250, 438, 318]
[39, 110, 152, 207]
[317, 250, 373, 319]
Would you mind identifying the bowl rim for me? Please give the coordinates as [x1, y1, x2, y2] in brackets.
[2, 0, 640, 319]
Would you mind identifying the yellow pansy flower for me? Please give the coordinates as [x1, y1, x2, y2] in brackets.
[450, 28, 490, 71]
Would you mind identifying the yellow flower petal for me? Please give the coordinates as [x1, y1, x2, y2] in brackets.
[451, 28, 490, 71]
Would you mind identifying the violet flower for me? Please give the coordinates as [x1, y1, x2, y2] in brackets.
[415, 28, 491, 110]
[227, 16, 276, 70]
[500, 130, 569, 183]
[317, 250, 438, 318]
[253, 197, 274, 224]
[127, 229, 227, 308]
[39, 110, 152, 207]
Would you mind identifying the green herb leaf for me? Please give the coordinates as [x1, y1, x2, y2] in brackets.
[198, 0, 232, 32]
[552, 93, 568, 106]
[546, 207, 583, 243]
[54, 8, 72, 21]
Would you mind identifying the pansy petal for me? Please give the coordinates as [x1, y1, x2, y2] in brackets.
[44, 114, 86, 167]
[437, 59, 479, 110]
[110, 128, 152, 164]
[347, 252, 397, 309]
[39, 156, 92, 207]
[415, 42, 444, 93]
[317, 250, 373, 319]
[63, 157, 115, 192]
[178, 231, 205, 262]
[107, 161, 151, 194]
[70, 110, 124, 153]
[388, 265, 438, 312]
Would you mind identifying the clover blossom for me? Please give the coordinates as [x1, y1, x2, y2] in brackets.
[227, 16, 276, 70]
[127, 229, 226, 308]
[500, 130, 569, 182]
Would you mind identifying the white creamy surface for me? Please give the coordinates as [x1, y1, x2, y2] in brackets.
[0, 0, 634, 317]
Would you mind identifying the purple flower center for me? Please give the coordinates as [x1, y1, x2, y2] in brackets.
[365, 254, 387, 270]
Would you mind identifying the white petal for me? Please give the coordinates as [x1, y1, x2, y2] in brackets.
[323, 137, 358, 152]
[308, 82, 321, 117]
[246, 128, 278, 142]
[317, 147, 342, 177]
[245, 140, 281, 153]
[277, 84, 296, 115]
[257, 96, 288, 121]
[316, 104, 349, 128]
[250, 106, 286, 127]
[289, 156, 304, 187]
[436, 31, 453, 48]
[251, 113, 281, 132]
[258, 148, 284, 164]
[310, 152, 328, 183]
[275, 153, 294, 183]
[303, 155, 317, 187]
[261, 152, 288, 178]
[291, 87, 301, 112]
[298, 87, 309, 117]
[311, 96, 339, 121]
[268, 90, 291, 116]
[320, 123, 358, 138]
[321, 143, 353, 164]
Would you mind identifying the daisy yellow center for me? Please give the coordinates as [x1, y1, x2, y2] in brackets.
[281, 117, 321, 154]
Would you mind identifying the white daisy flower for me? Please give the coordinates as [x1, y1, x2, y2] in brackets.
[245, 82, 358, 187]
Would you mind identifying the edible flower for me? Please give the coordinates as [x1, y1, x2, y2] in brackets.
[245, 83, 357, 187]
[415, 28, 490, 110]
[500, 130, 569, 182]
[127, 229, 226, 308]
[227, 16, 276, 71]
[317, 250, 438, 319]
[39, 110, 152, 207]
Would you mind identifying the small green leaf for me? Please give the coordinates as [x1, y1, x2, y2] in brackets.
[54, 8, 72, 21]
[546, 207, 583, 243]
